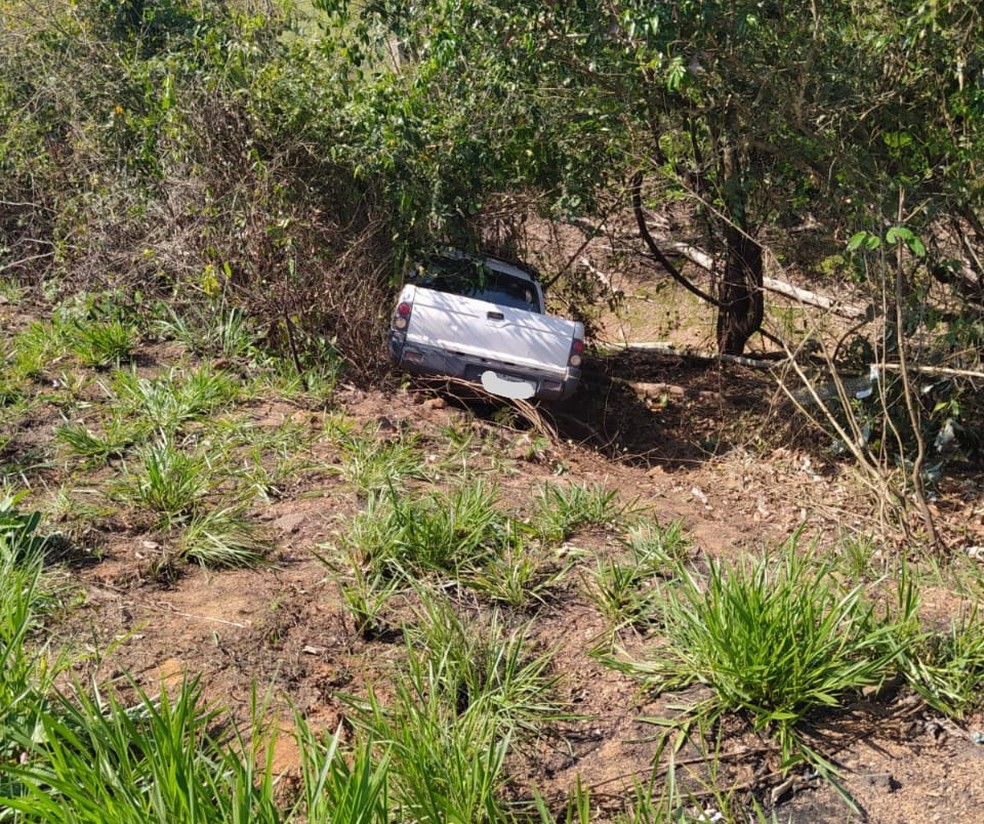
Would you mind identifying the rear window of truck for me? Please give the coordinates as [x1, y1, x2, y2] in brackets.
[409, 258, 542, 313]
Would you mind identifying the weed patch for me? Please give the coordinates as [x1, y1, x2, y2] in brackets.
[607, 545, 903, 773]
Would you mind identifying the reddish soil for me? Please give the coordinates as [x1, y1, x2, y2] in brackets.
[47, 358, 984, 824]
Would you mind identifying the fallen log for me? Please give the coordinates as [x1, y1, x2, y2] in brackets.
[648, 239, 870, 320]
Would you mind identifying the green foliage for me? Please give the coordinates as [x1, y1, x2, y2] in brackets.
[340, 480, 509, 577]
[10, 321, 73, 381]
[585, 557, 661, 636]
[346, 590, 563, 823]
[55, 418, 135, 465]
[608, 544, 904, 772]
[584, 521, 689, 634]
[69, 319, 138, 369]
[332, 427, 426, 497]
[406, 590, 564, 736]
[898, 608, 984, 719]
[157, 303, 260, 362]
[291, 722, 390, 824]
[533, 482, 624, 544]
[464, 542, 569, 608]
[176, 507, 267, 570]
[336, 555, 401, 639]
[110, 367, 238, 435]
[0, 493, 48, 563]
[0, 499, 64, 777]
[0, 677, 284, 823]
[120, 439, 210, 527]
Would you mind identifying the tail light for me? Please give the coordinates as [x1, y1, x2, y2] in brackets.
[392, 300, 412, 331]
[569, 338, 584, 367]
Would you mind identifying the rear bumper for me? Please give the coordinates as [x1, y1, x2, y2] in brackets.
[388, 333, 580, 401]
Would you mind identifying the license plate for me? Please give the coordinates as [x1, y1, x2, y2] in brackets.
[480, 370, 536, 400]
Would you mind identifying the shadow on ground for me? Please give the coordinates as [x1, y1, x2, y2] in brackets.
[543, 349, 780, 468]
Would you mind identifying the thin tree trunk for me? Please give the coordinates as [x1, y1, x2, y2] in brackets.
[716, 222, 763, 355]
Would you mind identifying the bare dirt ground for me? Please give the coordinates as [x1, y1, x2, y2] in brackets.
[5, 285, 984, 823]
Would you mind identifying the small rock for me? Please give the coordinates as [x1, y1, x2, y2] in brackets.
[423, 397, 447, 410]
[272, 512, 307, 534]
[970, 730, 984, 745]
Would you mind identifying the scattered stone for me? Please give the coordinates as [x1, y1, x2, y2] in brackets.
[970, 730, 984, 745]
[302, 645, 327, 655]
[423, 396, 447, 410]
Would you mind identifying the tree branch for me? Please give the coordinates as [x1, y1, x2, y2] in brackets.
[631, 170, 720, 308]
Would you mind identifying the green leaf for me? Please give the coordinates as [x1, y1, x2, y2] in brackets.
[846, 230, 880, 252]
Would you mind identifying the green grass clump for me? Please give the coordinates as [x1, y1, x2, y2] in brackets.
[109, 367, 239, 435]
[533, 482, 625, 544]
[0, 678, 281, 823]
[55, 418, 135, 465]
[0, 499, 65, 775]
[609, 545, 903, 772]
[899, 607, 984, 718]
[341, 480, 508, 577]
[121, 440, 210, 527]
[69, 319, 137, 368]
[347, 590, 564, 823]
[11, 320, 73, 380]
[586, 520, 690, 633]
[465, 542, 570, 608]
[176, 507, 268, 569]
[157, 302, 259, 361]
[333, 427, 426, 497]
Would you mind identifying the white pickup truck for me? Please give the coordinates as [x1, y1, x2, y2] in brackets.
[387, 254, 584, 401]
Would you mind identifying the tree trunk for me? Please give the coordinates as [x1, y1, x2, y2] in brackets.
[716, 223, 763, 355]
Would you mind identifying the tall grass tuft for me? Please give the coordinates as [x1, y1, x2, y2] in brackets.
[122, 440, 209, 527]
[533, 482, 624, 544]
[341, 480, 508, 577]
[609, 544, 903, 772]
[70, 319, 137, 369]
[157, 303, 259, 361]
[110, 367, 238, 435]
[55, 419, 134, 465]
[333, 427, 426, 497]
[176, 507, 268, 569]
[0, 499, 65, 794]
[0, 678, 283, 823]
[899, 606, 984, 718]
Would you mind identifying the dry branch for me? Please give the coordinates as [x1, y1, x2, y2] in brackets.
[652, 237, 869, 320]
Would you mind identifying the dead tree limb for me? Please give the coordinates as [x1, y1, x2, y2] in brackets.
[631, 171, 720, 308]
[647, 238, 869, 320]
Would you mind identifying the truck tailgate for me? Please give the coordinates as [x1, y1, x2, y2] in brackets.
[405, 288, 574, 375]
